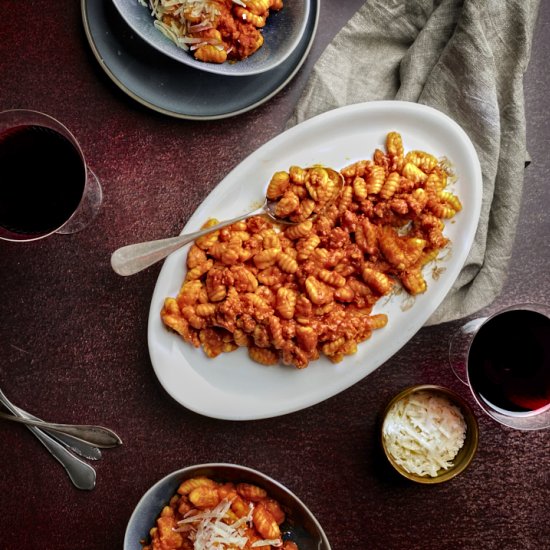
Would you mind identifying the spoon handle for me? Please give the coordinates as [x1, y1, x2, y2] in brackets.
[0, 391, 96, 490]
[0, 411, 122, 448]
[111, 208, 261, 276]
[10, 403, 103, 461]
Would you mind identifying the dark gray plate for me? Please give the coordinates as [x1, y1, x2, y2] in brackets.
[81, 0, 319, 120]
[111, 0, 309, 76]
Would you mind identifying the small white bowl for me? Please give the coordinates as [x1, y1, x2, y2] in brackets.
[112, 0, 310, 76]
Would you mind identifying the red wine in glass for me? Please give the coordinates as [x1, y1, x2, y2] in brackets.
[0, 124, 86, 239]
[467, 309, 550, 414]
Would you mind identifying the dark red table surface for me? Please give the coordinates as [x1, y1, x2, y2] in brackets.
[1, 2, 549, 549]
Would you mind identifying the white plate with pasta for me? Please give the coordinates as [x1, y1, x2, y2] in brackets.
[147, 100, 483, 420]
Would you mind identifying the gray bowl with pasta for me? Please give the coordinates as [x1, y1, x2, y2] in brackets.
[124, 463, 331, 549]
[112, 0, 310, 76]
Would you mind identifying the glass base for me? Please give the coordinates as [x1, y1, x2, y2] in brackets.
[57, 169, 102, 234]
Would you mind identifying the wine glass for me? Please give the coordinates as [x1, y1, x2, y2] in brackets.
[449, 303, 550, 430]
[0, 109, 102, 242]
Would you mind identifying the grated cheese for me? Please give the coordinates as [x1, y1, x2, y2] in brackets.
[382, 390, 467, 477]
[175, 498, 283, 549]
[140, 0, 247, 52]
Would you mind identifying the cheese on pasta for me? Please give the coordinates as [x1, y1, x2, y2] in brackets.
[176, 498, 282, 549]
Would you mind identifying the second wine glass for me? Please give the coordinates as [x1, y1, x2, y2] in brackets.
[449, 303, 550, 430]
[0, 109, 102, 242]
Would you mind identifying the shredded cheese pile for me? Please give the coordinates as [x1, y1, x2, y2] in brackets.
[382, 390, 467, 477]
[175, 498, 282, 549]
[139, 0, 245, 52]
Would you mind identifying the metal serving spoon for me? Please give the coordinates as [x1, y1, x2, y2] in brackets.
[111, 167, 344, 276]
[0, 387, 97, 490]
[0, 410, 122, 448]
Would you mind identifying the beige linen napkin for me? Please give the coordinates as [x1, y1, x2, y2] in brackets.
[287, 0, 541, 325]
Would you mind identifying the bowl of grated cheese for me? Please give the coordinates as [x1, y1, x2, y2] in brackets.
[124, 463, 331, 550]
[381, 385, 479, 484]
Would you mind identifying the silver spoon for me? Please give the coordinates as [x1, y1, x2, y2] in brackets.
[8, 401, 103, 461]
[111, 167, 344, 276]
[0, 385, 102, 459]
[0, 410, 122, 448]
[0, 387, 96, 490]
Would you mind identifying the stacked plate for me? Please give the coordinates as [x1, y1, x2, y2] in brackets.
[81, 0, 318, 119]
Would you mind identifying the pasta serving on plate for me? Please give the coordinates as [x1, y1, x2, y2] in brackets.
[142, 0, 283, 64]
[161, 132, 462, 369]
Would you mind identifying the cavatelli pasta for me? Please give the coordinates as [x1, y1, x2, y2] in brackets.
[162, 134, 460, 368]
